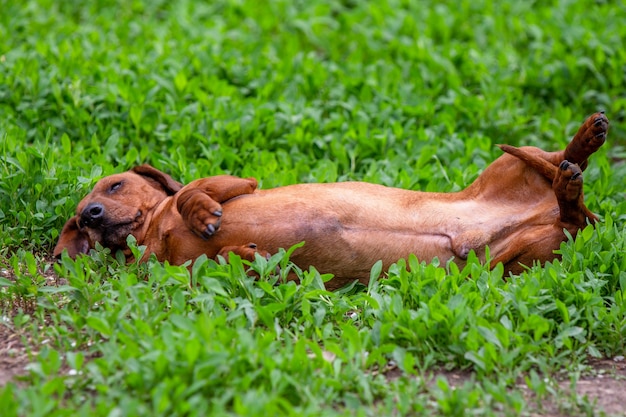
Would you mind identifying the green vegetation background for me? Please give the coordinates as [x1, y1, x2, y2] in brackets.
[1, 0, 625, 415]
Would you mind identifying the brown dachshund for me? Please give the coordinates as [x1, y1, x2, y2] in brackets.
[54, 113, 608, 290]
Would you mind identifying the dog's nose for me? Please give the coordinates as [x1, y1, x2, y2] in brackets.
[80, 202, 105, 227]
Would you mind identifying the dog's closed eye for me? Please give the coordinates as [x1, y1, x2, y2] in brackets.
[108, 181, 123, 193]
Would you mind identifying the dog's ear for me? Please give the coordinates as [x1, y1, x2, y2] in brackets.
[132, 164, 183, 195]
[53, 216, 91, 258]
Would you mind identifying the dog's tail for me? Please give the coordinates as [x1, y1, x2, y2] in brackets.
[497, 144, 557, 181]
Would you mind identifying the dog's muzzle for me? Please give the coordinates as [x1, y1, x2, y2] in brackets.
[80, 202, 105, 228]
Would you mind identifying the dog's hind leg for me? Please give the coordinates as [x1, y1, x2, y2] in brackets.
[490, 159, 597, 274]
[552, 160, 597, 228]
[563, 112, 608, 169]
[498, 112, 608, 180]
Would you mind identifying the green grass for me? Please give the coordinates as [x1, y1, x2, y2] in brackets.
[1, 0, 626, 415]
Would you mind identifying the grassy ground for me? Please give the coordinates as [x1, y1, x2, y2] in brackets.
[1, 0, 626, 415]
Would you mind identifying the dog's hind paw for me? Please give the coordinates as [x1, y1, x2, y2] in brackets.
[565, 112, 609, 165]
[217, 243, 272, 262]
[553, 160, 584, 205]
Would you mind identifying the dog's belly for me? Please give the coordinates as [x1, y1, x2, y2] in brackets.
[212, 182, 558, 281]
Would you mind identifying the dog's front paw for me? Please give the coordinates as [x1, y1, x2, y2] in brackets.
[177, 189, 224, 239]
[190, 206, 223, 240]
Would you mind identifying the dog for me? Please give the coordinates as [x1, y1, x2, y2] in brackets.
[54, 113, 608, 290]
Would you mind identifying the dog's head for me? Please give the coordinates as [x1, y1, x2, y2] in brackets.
[54, 165, 183, 258]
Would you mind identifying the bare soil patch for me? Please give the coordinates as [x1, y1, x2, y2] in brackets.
[0, 320, 30, 386]
[566, 358, 626, 417]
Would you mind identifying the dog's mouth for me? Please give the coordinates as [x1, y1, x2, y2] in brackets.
[78, 210, 142, 249]
[78, 214, 138, 230]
